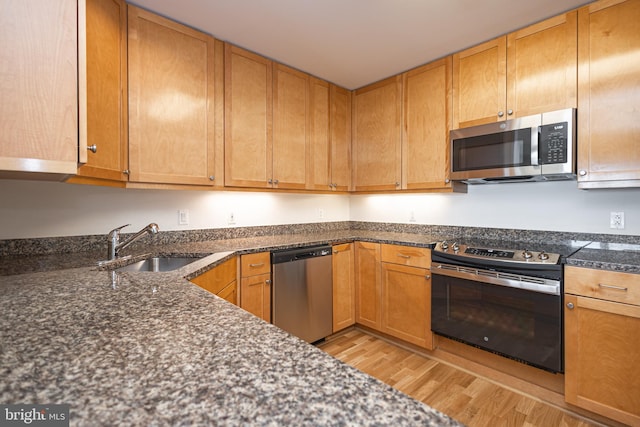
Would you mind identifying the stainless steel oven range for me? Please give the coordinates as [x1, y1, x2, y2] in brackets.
[431, 239, 584, 373]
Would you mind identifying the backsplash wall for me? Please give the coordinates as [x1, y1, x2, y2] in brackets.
[1, 179, 639, 240]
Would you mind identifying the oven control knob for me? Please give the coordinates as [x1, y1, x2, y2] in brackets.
[452, 242, 460, 252]
[522, 250, 533, 259]
[538, 251, 549, 260]
[441, 241, 449, 250]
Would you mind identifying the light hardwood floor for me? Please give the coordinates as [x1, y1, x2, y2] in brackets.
[318, 329, 602, 427]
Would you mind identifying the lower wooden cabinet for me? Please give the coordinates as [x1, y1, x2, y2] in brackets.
[190, 257, 238, 305]
[381, 263, 433, 349]
[240, 252, 272, 322]
[354, 241, 434, 350]
[564, 266, 640, 426]
[380, 244, 433, 350]
[355, 241, 382, 330]
[332, 243, 355, 332]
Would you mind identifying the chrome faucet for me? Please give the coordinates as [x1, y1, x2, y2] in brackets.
[107, 223, 159, 260]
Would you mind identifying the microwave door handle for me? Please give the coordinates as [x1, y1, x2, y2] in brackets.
[531, 127, 540, 166]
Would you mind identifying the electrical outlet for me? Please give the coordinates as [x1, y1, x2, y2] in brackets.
[178, 209, 189, 225]
[409, 211, 416, 222]
[610, 211, 625, 229]
[228, 212, 236, 225]
[318, 208, 324, 219]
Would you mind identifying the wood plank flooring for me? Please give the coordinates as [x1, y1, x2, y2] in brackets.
[318, 329, 602, 427]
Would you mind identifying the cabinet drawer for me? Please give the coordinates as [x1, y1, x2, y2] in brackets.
[241, 252, 271, 277]
[381, 244, 431, 269]
[190, 257, 237, 295]
[565, 266, 640, 306]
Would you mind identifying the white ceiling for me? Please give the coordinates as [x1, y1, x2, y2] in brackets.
[128, 0, 590, 90]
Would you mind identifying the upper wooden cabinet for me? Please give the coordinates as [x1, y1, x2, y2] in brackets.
[453, 11, 577, 129]
[352, 76, 403, 191]
[403, 57, 454, 190]
[128, 6, 222, 187]
[577, 0, 640, 189]
[224, 45, 273, 189]
[75, 0, 128, 183]
[273, 64, 309, 190]
[0, 0, 79, 178]
[329, 85, 353, 191]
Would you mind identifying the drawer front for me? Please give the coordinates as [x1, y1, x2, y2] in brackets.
[381, 244, 431, 269]
[565, 266, 640, 306]
[191, 257, 237, 295]
[241, 252, 271, 277]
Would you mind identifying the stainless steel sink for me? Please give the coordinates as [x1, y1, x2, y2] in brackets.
[115, 256, 199, 272]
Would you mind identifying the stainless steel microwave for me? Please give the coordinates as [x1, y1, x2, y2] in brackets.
[450, 109, 576, 184]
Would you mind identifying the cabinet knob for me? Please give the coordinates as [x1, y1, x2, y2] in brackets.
[87, 144, 97, 153]
[395, 182, 400, 187]
[566, 302, 574, 310]
[123, 169, 130, 175]
[507, 109, 513, 116]
[579, 170, 587, 177]
[268, 179, 273, 185]
[425, 275, 431, 280]
[273, 179, 279, 185]
[445, 179, 450, 184]
[209, 176, 215, 181]
[498, 111, 504, 118]
[265, 279, 271, 285]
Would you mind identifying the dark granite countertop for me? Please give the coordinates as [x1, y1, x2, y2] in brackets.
[565, 242, 640, 274]
[0, 230, 462, 426]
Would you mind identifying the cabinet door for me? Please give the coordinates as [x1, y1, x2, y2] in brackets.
[452, 36, 507, 129]
[577, 0, 640, 188]
[332, 243, 355, 332]
[353, 76, 402, 191]
[507, 11, 577, 118]
[354, 241, 382, 330]
[381, 263, 433, 349]
[241, 273, 272, 322]
[76, 0, 128, 182]
[0, 0, 78, 176]
[273, 64, 308, 189]
[403, 57, 453, 190]
[218, 281, 238, 306]
[190, 257, 237, 295]
[565, 294, 640, 425]
[330, 85, 352, 191]
[308, 78, 331, 191]
[128, 6, 218, 186]
[225, 44, 273, 188]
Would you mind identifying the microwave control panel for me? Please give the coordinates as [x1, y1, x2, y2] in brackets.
[539, 122, 568, 164]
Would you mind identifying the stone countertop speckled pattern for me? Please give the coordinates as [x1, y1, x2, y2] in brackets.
[0, 231, 462, 426]
[565, 242, 640, 274]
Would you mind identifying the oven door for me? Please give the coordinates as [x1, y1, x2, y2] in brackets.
[431, 265, 563, 373]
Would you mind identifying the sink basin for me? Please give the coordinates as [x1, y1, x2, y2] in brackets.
[115, 256, 200, 272]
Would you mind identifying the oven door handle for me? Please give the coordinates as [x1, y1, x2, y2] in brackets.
[430, 262, 560, 296]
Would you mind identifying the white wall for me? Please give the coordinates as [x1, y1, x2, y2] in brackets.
[0, 180, 350, 239]
[351, 180, 640, 236]
[1, 179, 639, 239]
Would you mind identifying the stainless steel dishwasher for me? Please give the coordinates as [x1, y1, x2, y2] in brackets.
[271, 245, 332, 343]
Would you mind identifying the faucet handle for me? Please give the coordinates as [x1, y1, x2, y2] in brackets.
[108, 224, 130, 239]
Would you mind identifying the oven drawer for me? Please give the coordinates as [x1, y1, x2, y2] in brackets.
[381, 244, 430, 268]
[565, 266, 640, 306]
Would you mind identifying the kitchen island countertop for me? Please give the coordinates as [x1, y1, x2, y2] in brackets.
[0, 230, 461, 426]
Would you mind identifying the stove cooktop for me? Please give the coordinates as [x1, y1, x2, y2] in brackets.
[432, 238, 589, 265]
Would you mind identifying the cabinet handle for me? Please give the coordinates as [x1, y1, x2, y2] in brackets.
[598, 283, 628, 292]
[87, 144, 97, 153]
[395, 182, 400, 187]
[507, 109, 513, 116]
[498, 111, 504, 117]
[579, 170, 587, 177]
[265, 279, 271, 285]
[445, 179, 450, 184]
[123, 169, 130, 175]
[425, 275, 431, 280]
[397, 254, 411, 259]
[273, 179, 279, 185]
[566, 302, 574, 309]
[209, 175, 215, 181]
[268, 179, 273, 185]
[249, 263, 265, 268]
